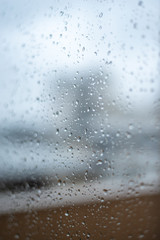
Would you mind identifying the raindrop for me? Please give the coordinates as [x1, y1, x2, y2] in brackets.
[14, 234, 20, 239]
[128, 124, 134, 130]
[103, 189, 108, 195]
[65, 211, 69, 217]
[96, 160, 103, 165]
[99, 12, 103, 18]
[56, 129, 59, 135]
[126, 132, 132, 139]
[77, 136, 81, 142]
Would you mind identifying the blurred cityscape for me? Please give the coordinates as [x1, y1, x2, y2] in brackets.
[0, 0, 159, 191]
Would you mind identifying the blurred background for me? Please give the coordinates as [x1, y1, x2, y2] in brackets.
[0, 0, 159, 191]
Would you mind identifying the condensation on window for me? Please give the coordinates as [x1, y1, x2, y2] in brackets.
[0, 0, 160, 239]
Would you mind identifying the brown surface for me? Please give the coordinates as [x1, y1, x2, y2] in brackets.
[0, 194, 160, 240]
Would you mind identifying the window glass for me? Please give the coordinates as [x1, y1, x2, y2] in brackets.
[0, 0, 160, 239]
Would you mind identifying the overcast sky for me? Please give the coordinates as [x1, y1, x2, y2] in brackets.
[0, 0, 159, 127]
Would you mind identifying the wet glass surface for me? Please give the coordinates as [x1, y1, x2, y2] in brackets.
[0, 0, 160, 239]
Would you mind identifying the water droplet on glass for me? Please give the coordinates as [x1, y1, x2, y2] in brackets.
[99, 12, 103, 18]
